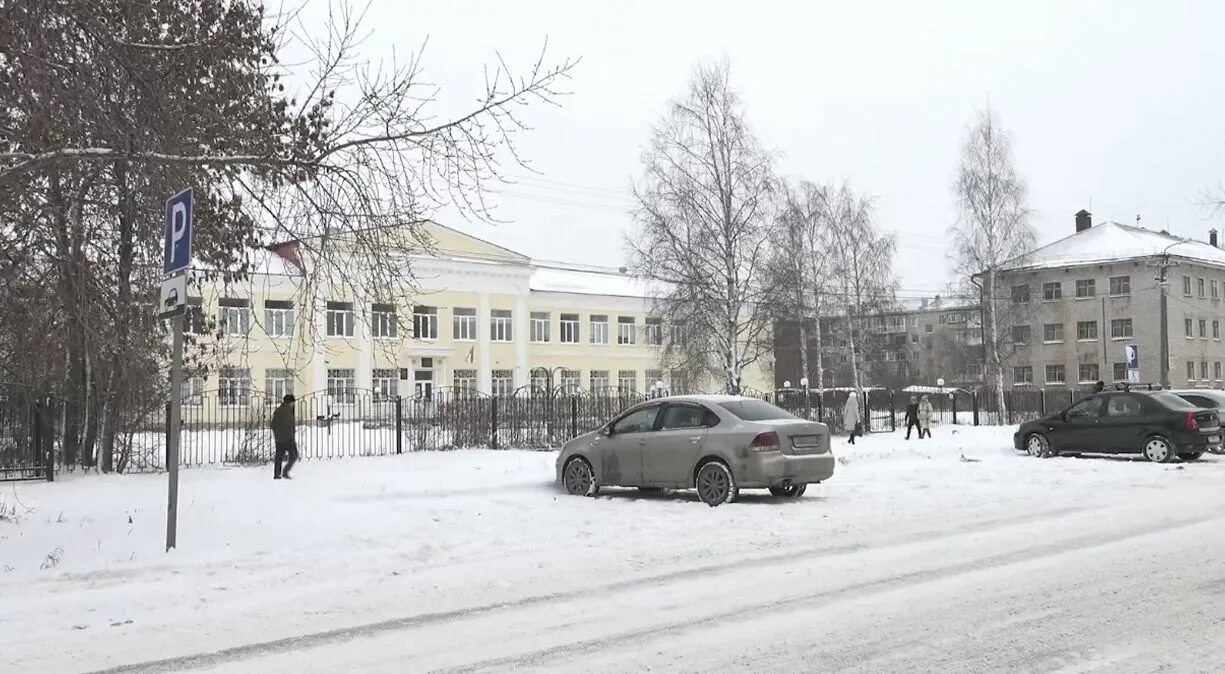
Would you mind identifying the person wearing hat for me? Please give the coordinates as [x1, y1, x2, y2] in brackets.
[271, 394, 299, 479]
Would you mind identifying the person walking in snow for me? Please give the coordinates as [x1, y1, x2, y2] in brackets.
[1093, 380, 1105, 394]
[918, 395, 935, 439]
[271, 394, 299, 479]
[904, 395, 920, 439]
[843, 394, 862, 445]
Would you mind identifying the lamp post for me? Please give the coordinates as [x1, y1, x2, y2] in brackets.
[800, 376, 810, 420]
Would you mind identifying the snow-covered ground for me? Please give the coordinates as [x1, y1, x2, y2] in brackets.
[3, 426, 1225, 673]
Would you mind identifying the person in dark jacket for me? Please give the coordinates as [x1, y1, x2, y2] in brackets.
[1094, 380, 1105, 394]
[271, 394, 299, 479]
[904, 396, 921, 439]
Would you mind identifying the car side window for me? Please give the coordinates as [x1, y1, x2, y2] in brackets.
[1182, 395, 1215, 408]
[703, 409, 721, 428]
[1067, 397, 1104, 419]
[1105, 395, 1143, 417]
[659, 405, 706, 430]
[612, 406, 660, 434]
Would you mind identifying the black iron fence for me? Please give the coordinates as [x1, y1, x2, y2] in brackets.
[0, 381, 1106, 477]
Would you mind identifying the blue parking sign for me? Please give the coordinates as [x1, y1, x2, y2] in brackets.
[163, 189, 193, 275]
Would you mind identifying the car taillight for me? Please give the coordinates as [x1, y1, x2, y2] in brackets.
[750, 431, 781, 453]
[1186, 411, 1198, 431]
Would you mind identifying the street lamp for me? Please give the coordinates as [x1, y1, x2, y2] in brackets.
[800, 377, 811, 419]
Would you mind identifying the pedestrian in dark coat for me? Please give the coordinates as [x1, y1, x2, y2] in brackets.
[904, 396, 921, 439]
[271, 394, 299, 479]
[1094, 380, 1105, 394]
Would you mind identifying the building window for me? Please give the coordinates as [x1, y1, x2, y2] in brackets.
[411, 305, 438, 340]
[218, 298, 251, 336]
[911, 334, 919, 344]
[925, 324, 933, 333]
[326, 301, 355, 338]
[1109, 275, 1131, 296]
[1187, 361, 1196, 381]
[560, 313, 580, 343]
[452, 369, 477, 392]
[491, 369, 514, 397]
[589, 370, 610, 390]
[1201, 319, 1209, 339]
[327, 369, 356, 404]
[1075, 279, 1096, 298]
[372, 368, 398, 402]
[644, 318, 663, 346]
[1183, 276, 1193, 296]
[1045, 365, 1066, 384]
[618, 369, 638, 392]
[1012, 325, 1031, 345]
[1217, 362, 1223, 381]
[1216, 321, 1221, 340]
[1185, 318, 1194, 338]
[1043, 323, 1064, 343]
[264, 300, 295, 338]
[182, 375, 204, 406]
[490, 309, 512, 342]
[186, 299, 208, 334]
[264, 369, 295, 402]
[530, 312, 551, 343]
[218, 367, 251, 407]
[1042, 282, 1062, 301]
[1199, 278, 1206, 298]
[1078, 363, 1099, 383]
[1110, 318, 1133, 339]
[1011, 285, 1030, 304]
[590, 315, 609, 345]
[1112, 362, 1127, 382]
[370, 303, 397, 339]
[1076, 321, 1097, 341]
[968, 363, 983, 378]
[1202, 361, 1210, 381]
[560, 369, 581, 393]
[1214, 280, 1220, 300]
[453, 308, 476, 341]
[617, 317, 637, 345]
[1013, 366, 1033, 385]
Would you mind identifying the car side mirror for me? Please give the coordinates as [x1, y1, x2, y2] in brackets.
[603, 425, 614, 437]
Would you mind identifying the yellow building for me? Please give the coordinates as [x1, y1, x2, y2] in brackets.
[182, 223, 771, 406]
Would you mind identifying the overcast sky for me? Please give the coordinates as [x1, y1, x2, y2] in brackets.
[305, 0, 1225, 299]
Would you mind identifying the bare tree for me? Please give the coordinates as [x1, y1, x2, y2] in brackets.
[826, 184, 897, 397]
[629, 61, 776, 394]
[952, 108, 1036, 417]
[767, 180, 836, 391]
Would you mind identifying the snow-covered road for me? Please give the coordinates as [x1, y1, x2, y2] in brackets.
[3, 426, 1225, 673]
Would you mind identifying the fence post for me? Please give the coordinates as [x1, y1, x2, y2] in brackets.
[1039, 388, 1046, 415]
[952, 394, 959, 425]
[817, 394, 823, 424]
[972, 391, 980, 426]
[1005, 390, 1013, 425]
[490, 397, 499, 450]
[889, 392, 896, 432]
[395, 396, 403, 454]
[570, 396, 578, 439]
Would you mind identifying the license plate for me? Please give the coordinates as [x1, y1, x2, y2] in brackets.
[791, 435, 820, 447]
[1209, 435, 1221, 444]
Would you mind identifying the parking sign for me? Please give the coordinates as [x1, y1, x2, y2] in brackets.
[163, 189, 193, 275]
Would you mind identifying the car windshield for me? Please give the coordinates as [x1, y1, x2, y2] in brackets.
[718, 400, 797, 421]
[1153, 392, 1199, 410]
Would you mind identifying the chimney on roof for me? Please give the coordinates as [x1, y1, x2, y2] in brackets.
[920, 298, 928, 309]
[1075, 209, 1092, 233]
[1212, 229, 1219, 248]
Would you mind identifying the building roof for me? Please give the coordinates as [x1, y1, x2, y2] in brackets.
[529, 263, 658, 298]
[1004, 221, 1225, 272]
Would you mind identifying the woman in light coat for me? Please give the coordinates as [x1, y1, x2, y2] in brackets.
[843, 394, 862, 444]
[918, 395, 935, 439]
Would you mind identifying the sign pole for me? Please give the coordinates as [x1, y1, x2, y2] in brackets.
[166, 310, 184, 551]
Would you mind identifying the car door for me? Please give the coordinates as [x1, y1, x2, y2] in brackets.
[599, 404, 660, 487]
[1097, 393, 1147, 452]
[1052, 396, 1105, 451]
[645, 403, 711, 487]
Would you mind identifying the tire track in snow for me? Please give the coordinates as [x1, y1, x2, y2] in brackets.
[85, 503, 1097, 674]
[438, 512, 1220, 673]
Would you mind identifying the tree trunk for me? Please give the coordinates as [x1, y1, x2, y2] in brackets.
[984, 270, 1007, 418]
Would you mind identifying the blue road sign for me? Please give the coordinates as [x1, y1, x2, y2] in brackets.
[1125, 344, 1139, 370]
[163, 189, 193, 275]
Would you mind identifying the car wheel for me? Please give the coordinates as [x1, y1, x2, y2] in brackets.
[1178, 452, 1204, 462]
[1141, 436, 1174, 463]
[768, 484, 807, 498]
[1025, 433, 1052, 458]
[695, 461, 738, 507]
[562, 457, 599, 497]
[1210, 446, 1225, 456]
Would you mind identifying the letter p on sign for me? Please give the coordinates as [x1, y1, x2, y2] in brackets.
[164, 189, 193, 275]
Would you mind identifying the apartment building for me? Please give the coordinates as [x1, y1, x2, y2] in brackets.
[996, 210, 1225, 389]
[182, 222, 770, 407]
[772, 297, 984, 390]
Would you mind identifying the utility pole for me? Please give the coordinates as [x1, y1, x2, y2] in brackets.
[1149, 252, 1176, 388]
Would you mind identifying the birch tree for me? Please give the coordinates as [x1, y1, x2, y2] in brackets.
[629, 61, 776, 394]
[951, 109, 1036, 418]
[827, 184, 897, 397]
[767, 180, 835, 391]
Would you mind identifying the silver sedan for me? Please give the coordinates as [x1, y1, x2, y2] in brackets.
[555, 394, 835, 506]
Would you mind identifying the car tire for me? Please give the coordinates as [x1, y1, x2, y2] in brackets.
[1025, 433, 1053, 458]
[1210, 446, 1225, 456]
[695, 461, 738, 507]
[1178, 452, 1204, 462]
[768, 484, 807, 498]
[1141, 435, 1174, 463]
[562, 457, 599, 497]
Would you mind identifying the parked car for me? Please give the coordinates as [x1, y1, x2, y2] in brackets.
[1168, 390, 1225, 455]
[556, 395, 834, 506]
[1014, 391, 1222, 462]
